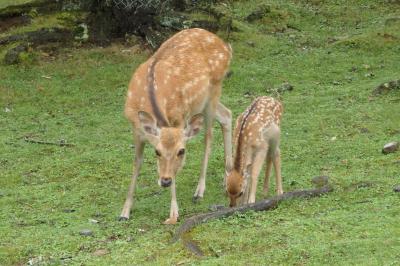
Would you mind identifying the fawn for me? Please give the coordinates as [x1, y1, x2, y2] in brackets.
[121, 28, 233, 224]
[226, 96, 283, 207]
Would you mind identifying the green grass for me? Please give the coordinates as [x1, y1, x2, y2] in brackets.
[1, 0, 400, 265]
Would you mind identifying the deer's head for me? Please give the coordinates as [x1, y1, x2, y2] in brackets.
[138, 111, 203, 188]
[226, 169, 246, 207]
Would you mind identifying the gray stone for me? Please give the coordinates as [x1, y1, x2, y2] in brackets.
[382, 141, 399, 154]
[79, 229, 93, 236]
[246, 41, 255, 47]
[280, 82, 294, 92]
[393, 185, 400, 193]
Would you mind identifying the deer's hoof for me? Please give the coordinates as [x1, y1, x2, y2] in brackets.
[163, 217, 178, 225]
[118, 216, 129, 222]
[192, 196, 203, 204]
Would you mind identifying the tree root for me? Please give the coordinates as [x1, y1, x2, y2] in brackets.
[172, 185, 333, 245]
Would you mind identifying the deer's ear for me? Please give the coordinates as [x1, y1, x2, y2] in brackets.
[184, 114, 203, 140]
[138, 111, 160, 145]
[138, 111, 159, 136]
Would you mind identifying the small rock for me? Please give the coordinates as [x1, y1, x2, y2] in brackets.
[208, 204, 225, 211]
[246, 41, 255, 47]
[394, 185, 400, 193]
[79, 229, 93, 236]
[382, 141, 399, 154]
[93, 249, 109, 256]
[62, 209, 75, 213]
[88, 219, 99, 224]
[365, 72, 375, 78]
[280, 82, 294, 92]
[311, 176, 329, 187]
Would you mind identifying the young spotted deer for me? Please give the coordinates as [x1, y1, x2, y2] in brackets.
[226, 96, 283, 207]
[121, 28, 233, 224]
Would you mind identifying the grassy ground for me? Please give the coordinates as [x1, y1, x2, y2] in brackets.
[1, 0, 400, 265]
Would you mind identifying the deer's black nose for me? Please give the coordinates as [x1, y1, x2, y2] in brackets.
[161, 177, 172, 187]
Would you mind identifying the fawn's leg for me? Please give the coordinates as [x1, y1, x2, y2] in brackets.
[248, 150, 267, 204]
[119, 133, 145, 220]
[263, 155, 273, 196]
[273, 148, 283, 195]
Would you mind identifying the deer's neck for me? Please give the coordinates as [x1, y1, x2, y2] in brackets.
[233, 99, 260, 175]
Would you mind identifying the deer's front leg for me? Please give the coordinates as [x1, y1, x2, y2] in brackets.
[248, 150, 267, 204]
[120, 134, 145, 220]
[164, 179, 179, 224]
[216, 102, 233, 185]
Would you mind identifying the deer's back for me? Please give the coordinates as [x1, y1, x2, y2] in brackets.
[125, 28, 232, 128]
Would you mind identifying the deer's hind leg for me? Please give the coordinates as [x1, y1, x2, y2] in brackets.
[263, 154, 273, 197]
[215, 102, 233, 186]
[273, 148, 283, 195]
[193, 101, 216, 202]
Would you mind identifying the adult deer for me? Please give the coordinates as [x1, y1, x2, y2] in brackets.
[120, 28, 233, 224]
[226, 96, 283, 207]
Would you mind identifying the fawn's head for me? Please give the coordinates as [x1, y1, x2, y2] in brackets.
[226, 169, 246, 207]
[138, 111, 203, 188]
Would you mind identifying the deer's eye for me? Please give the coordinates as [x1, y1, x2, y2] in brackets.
[177, 148, 185, 156]
[155, 149, 161, 157]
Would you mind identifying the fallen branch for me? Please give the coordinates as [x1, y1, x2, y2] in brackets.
[172, 185, 333, 243]
[0, 27, 72, 46]
[24, 137, 75, 147]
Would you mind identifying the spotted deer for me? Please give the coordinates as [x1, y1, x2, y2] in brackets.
[121, 28, 233, 224]
[226, 96, 283, 207]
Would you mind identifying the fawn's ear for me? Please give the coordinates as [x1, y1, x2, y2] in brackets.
[138, 111, 160, 145]
[184, 114, 203, 140]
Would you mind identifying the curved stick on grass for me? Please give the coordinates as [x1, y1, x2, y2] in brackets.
[172, 185, 333, 243]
